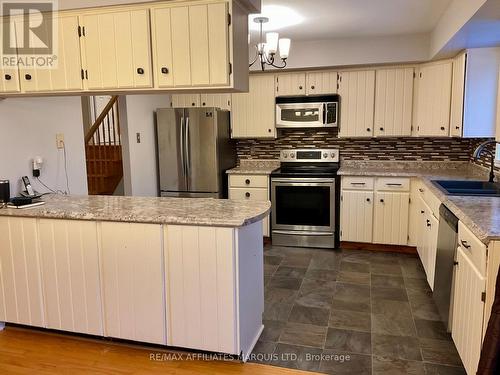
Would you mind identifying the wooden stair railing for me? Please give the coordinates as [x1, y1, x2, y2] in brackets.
[84, 96, 123, 195]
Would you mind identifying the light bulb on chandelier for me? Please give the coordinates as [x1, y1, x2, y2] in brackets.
[249, 17, 291, 71]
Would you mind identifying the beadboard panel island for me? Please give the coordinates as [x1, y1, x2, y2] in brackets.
[0, 195, 270, 359]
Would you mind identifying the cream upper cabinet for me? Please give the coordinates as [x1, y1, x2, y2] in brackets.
[38, 219, 103, 336]
[200, 93, 231, 110]
[151, 1, 230, 88]
[415, 61, 452, 137]
[275, 72, 306, 96]
[0, 19, 21, 93]
[306, 71, 338, 95]
[374, 68, 414, 137]
[231, 74, 276, 138]
[18, 14, 83, 92]
[171, 93, 201, 107]
[340, 189, 374, 243]
[450, 52, 466, 137]
[338, 70, 376, 138]
[373, 191, 410, 246]
[80, 9, 153, 90]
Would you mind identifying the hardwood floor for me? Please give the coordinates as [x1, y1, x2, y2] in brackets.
[0, 327, 308, 375]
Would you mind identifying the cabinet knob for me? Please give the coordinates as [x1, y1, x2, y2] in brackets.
[268, 128, 272, 133]
[453, 261, 459, 266]
[420, 210, 424, 214]
[245, 192, 251, 198]
[455, 126, 460, 130]
[311, 85, 315, 90]
[25, 74, 32, 80]
[380, 199, 384, 203]
[245, 179, 250, 185]
[440, 126, 445, 131]
[366, 198, 371, 202]
[427, 219, 431, 227]
[161, 67, 169, 74]
[380, 127, 384, 131]
[4, 74, 11, 80]
[460, 240, 471, 249]
[299, 85, 303, 90]
[137, 68, 145, 75]
[367, 128, 371, 132]
[202, 102, 206, 106]
[191, 103, 196, 106]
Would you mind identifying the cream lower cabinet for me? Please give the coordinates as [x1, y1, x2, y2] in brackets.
[100, 222, 166, 345]
[38, 219, 103, 335]
[373, 191, 410, 246]
[0, 217, 44, 327]
[165, 222, 264, 356]
[452, 241, 486, 375]
[81, 9, 153, 90]
[231, 74, 276, 138]
[229, 174, 270, 236]
[340, 189, 374, 243]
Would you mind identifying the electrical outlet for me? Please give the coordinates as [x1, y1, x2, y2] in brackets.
[56, 133, 64, 149]
[136, 132, 141, 143]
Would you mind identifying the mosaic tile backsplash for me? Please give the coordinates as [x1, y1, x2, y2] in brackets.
[235, 129, 493, 165]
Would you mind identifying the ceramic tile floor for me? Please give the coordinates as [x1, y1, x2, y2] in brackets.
[250, 245, 467, 375]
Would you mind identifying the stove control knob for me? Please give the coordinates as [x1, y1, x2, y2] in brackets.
[331, 152, 336, 158]
[290, 153, 295, 159]
[283, 152, 288, 158]
[323, 152, 328, 159]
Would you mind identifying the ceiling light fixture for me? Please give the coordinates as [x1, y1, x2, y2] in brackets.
[249, 17, 291, 71]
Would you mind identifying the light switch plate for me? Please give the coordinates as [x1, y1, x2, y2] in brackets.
[56, 133, 64, 149]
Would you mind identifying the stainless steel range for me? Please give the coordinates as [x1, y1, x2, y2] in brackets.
[270, 149, 340, 249]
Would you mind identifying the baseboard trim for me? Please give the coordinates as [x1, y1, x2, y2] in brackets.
[341, 241, 417, 255]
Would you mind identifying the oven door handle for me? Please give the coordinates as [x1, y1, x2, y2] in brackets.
[273, 230, 334, 236]
[272, 178, 335, 184]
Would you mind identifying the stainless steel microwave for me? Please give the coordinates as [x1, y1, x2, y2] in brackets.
[276, 95, 339, 129]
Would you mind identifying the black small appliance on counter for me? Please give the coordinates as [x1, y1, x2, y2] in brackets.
[0, 180, 10, 203]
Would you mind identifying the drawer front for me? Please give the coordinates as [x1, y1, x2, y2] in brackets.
[416, 180, 441, 218]
[458, 222, 486, 276]
[342, 176, 375, 190]
[229, 187, 269, 201]
[229, 175, 268, 189]
[375, 177, 410, 192]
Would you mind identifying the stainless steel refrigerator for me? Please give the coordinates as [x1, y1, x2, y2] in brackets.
[156, 108, 236, 198]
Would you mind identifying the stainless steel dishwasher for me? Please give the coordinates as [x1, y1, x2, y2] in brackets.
[434, 204, 459, 331]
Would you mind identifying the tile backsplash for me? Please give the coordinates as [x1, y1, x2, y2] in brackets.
[236, 129, 491, 163]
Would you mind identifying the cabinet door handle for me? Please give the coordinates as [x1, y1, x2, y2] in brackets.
[245, 192, 251, 198]
[137, 68, 145, 75]
[4, 74, 11, 80]
[350, 182, 366, 186]
[386, 183, 402, 186]
[161, 67, 169, 74]
[427, 219, 431, 227]
[461, 240, 471, 249]
[25, 74, 32, 80]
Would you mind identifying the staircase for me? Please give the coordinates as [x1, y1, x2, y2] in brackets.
[85, 96, 123, 195]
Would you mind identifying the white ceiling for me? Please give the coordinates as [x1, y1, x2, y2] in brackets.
[250, 0, 453, 41]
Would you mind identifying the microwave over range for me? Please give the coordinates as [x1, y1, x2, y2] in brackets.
[276, 94, 339, 129]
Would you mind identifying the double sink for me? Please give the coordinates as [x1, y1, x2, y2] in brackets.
[433, 180, 500, 197]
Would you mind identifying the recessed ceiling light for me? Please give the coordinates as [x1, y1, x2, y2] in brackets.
[249, 5, 304, 32]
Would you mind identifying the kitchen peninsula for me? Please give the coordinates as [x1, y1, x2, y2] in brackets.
[0, 195, 270, 359]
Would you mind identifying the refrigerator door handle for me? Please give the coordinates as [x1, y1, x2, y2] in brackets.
[185, 116, 191, 183]
[180, 116, 186, 179]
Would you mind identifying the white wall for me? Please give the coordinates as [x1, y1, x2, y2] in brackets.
[0, 97, 88, 197]
[250, 34, 430, 70]
[120, 94, 171, 197]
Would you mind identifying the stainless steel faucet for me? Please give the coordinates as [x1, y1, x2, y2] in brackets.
[473, 139, 500, 183]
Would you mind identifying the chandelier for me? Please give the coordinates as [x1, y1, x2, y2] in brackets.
[249, 17, 291, 71]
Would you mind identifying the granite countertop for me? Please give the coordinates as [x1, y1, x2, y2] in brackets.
[0, 195, 271, 228]
[226, 159, 280, 175]
[339, 160, 500, 244]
